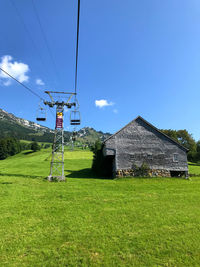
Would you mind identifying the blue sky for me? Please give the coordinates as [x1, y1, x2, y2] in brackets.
[0, 0, 200, 140]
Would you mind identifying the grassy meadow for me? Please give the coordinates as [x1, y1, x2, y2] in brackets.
[0, 148, 200, 266]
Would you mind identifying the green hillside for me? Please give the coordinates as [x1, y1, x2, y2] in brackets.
[0, 112, 54, 142]
[0, 150, 200, 266]
[0, 109, 111, 144]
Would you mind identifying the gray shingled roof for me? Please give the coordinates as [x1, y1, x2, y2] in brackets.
[103, 116, 189, 152]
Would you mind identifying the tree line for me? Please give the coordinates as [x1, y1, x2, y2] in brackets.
[0, 138, 50, 160]
[0, 138, 21, 160]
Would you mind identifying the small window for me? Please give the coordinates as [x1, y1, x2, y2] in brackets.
[147, 154, 153, 160]
[130, 154, 135, 161]
[173, 153, 178, 162]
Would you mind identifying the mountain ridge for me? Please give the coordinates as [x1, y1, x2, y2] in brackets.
[0, 108, 111, 144]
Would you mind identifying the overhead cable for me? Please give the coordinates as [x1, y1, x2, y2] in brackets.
[75, 0, 80, 98]
[48, 105, 55, 119]
[0, 67, 44, 101]
[31, 0, 61, 88]
[9, 0, 57, 89]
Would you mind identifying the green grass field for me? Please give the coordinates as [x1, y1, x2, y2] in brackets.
[0, 149, 200, 266]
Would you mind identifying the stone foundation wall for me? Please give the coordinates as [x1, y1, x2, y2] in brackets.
[149, 169, 171, 177]
[116, 169, 171, 178]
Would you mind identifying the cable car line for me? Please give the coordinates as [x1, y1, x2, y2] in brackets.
[48, 105, 55, 119]
[8, 0, 58, 123]
[36, 101, 47, 121]
[0, 66, 52, 122]
[4, 0, 82, 144]
[69, 0, 81, 129]
[31, 0, 61, 88]
[9, 0, 57, 90]
[0, 67, 44, 101]
[75, 0, 80, 98]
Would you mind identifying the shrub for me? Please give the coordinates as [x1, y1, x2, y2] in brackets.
[91, 140, 112, 177]
[132, 162, 150, 177]
[91, 140, 103, 174]
[20, 142, 31, 151]
[31, 142, 41, 152]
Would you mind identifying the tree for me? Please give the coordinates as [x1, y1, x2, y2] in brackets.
[161, 129, 196, 162]
[44, 144, 50, 149]
[91, 140, 113, 177]
[161, 129, 178, 141]
[31, 141, 41, 152]
[91, 140, 103, 174]
[195, 140, 200, 162]
[0, 137, 22, 160]
[0, 139, 8, 160]
[6, 138, 20, 156]
[176, 130, 196, 152]
[196, 141, 200, 153]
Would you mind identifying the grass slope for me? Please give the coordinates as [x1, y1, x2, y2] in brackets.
[0, 150, 200, 266]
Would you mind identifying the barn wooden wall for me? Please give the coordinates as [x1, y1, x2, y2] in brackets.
[104, 117, 188, 172]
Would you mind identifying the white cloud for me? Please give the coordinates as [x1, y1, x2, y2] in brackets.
[0, 55, 29, 86]
[95, 99, 114, 108]
[36, 78, 45, 86]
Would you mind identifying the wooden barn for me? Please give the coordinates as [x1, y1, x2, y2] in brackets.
[103, 116, 189, 178]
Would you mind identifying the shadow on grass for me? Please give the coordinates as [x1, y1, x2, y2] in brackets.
[188, 162, 200, 166]
[23, 151, 34, 155]
[0, 182, 13, 184]
[0, 173, 43, 179]
[114, 176, 190, 181]
[65, 168, 112, 180]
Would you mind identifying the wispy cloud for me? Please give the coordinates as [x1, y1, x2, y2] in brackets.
[113, 109, 118, 114]
[64, 106, 69, 113]
[95, 99, 114, 108]
[0, 55, 29, 86]
[36, 78, 45, 86]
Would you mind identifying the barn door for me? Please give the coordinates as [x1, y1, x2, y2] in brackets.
[105, 155, 115, 177]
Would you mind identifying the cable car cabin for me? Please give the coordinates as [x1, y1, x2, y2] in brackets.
[70, 111, 81, 125]
[36, 107, 46, 122]
[71, 120, 80, 125]
[36, 117, 46, 121]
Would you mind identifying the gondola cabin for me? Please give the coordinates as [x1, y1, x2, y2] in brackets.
[36, 117, 46, 121]
[36, 105, 46, 121]
[70, 110, 81, 125]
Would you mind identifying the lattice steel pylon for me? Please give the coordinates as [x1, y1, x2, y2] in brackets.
[44, 91, 76, 181]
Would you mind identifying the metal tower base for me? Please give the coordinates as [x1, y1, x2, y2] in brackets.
[49, 106, 65, 182]
[44, 92, 76, 182]
[47, 175, 65, 182]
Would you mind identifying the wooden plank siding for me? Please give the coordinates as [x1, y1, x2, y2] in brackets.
[103, 116, 188, 177]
